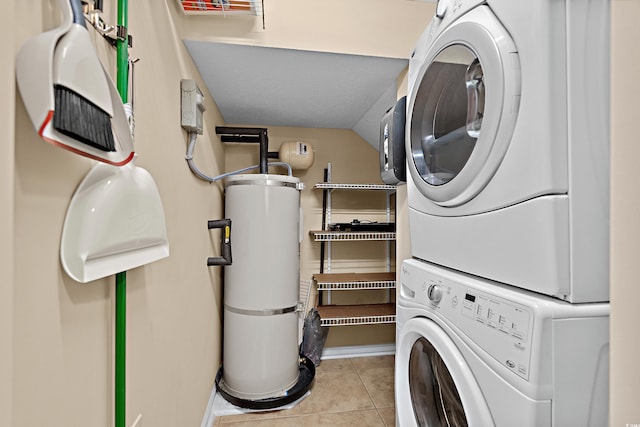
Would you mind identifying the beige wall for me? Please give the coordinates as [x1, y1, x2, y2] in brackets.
[1, 0, 15, 425]
[610, 1, 640, 424]
[10, 1, 226, 426]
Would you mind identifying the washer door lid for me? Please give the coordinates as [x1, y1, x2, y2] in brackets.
[396, 317, 494, 426]
[407, 6, 520, 207]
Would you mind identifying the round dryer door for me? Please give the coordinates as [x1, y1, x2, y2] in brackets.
[396, 317, 494, 426]
[407, 5, 520, 207]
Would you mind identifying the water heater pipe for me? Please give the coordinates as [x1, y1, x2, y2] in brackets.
[215, 126, 269, 173]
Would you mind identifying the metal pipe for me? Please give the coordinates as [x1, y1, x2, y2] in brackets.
[258, 128, 268, 173]
[319, 168, 328, 275]
[215, 126, 269, 174]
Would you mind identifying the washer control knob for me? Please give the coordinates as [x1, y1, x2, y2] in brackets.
[427, 284, 443, 303]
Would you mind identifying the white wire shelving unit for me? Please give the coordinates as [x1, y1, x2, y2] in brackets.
[311, 164, 397, 328]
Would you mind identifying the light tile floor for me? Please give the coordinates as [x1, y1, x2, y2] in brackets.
[214, 355, 396, 426]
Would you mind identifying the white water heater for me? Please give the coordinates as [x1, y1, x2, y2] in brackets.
[220, 174, 304, 402]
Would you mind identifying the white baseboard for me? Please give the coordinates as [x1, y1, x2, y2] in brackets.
[321, 343, 396, 360]
[201, 378, 218, 427]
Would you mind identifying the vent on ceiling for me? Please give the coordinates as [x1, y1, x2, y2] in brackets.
[178, 0, 262, 15]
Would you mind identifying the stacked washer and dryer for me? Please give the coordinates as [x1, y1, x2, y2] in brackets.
[395, 0, 610, 426]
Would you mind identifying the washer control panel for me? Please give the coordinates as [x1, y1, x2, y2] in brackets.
[402, 260, 534, 381]
[460, 292, 530, 343]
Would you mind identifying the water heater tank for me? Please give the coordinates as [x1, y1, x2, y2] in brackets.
[221, 174, 302, 401]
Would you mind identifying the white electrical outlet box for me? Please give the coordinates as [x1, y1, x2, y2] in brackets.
[181, 79, 206, 134]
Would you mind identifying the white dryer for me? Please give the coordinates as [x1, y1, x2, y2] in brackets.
[396, 259, 609, 427]
[405, 0, 610, 302]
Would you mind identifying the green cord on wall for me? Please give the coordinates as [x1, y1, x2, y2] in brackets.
[115, 0, 128, 426]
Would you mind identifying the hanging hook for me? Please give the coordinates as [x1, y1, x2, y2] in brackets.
[83, 0, 115, 35]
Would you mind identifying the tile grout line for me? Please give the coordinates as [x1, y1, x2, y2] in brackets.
[353, 357, 396, 426]
[354, 361, 380, 412]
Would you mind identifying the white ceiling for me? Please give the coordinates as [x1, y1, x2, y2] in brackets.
[183, 41, 408, 148]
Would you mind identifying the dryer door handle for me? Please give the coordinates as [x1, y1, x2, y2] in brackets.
[465, 58, 485, 138]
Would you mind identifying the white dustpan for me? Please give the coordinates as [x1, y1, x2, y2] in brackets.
[61, 160, 170, 283]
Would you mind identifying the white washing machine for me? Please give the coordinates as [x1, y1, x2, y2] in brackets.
[405, 0, 610, 302]
[396, 259, 609, 427]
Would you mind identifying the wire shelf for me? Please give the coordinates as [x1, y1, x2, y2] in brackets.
[317, 281, 396, 291]
[310, 230, 396, 241]
[314, 272, 396, 291]
[314, 183, 397, 191]
[321, 315, 396, 327]
[177, 0, 262, 15]
[316, 304, 396, 327]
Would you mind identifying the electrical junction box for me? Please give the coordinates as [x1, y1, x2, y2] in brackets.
[181, 79, 206, 134]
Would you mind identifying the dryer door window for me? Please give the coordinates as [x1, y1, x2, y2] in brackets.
[407, 6, 520, 207]
[410, 45, 481, 188]
[409, 336, 468, 426]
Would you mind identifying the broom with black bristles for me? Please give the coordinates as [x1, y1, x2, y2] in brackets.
[16, 0, 134, 165]
[52, 0, 115, 152]
[53, 84, 115, 152]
